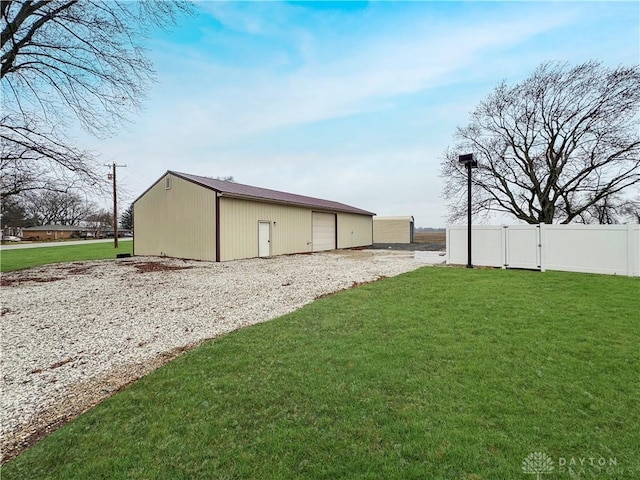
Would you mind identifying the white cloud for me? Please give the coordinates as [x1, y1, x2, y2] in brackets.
[79, 2, 638, 227]
[144, 5, 577, 156]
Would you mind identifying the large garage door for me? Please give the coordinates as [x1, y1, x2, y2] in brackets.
[312, 212, 336, 252]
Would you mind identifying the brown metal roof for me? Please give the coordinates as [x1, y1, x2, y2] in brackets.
[170, 171, 375, 216]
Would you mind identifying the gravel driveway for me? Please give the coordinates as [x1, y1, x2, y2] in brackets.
[0, 250, 444, 462]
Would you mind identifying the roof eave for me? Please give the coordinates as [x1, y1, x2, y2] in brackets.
[218, 192, 374, 216]
[135, 170, 374, 216]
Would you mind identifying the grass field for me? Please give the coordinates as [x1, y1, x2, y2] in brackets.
[0, 240, 133, 272]
[2, 267, 638, 479]
[414, 231, 446, 244]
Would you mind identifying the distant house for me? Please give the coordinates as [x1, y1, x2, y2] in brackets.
[133, 171, 375, 262]
[373, 216, 415, 244]
[21, 225, 93, 241]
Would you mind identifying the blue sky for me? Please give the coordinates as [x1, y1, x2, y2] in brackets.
[84, 1, 639, 227]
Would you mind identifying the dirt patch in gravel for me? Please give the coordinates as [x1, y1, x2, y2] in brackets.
[131, 261, 195, 273]
[66, 265, 96, 275]
[0, 277, 65, 287]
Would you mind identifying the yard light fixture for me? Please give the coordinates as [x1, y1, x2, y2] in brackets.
[458, 153, 477, 268]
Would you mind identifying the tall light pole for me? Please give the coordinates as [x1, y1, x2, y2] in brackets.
[458, 154, 477, 268]
[106, 162, 126, 248]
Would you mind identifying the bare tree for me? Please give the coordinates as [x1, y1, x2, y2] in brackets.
[24, 190, 94, 226]
[577, 194, 640, 224]
[441, 61, 640, 224]
[620, 197, 640, 223]
[85, 208, 112, 236]
[1, 0, 192, 198]
[1, 117, 97, 198]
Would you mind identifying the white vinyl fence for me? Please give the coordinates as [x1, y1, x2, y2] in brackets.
[446, 224, 640, 277]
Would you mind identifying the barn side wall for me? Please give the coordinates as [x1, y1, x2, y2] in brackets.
[133, 173, 216, 261]
[337, 213, 373, 248]
[373, 218, 412, 244]
[219, 197, 312, 261]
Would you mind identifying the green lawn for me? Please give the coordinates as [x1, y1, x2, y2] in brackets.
[0, 240, 132, 272]
[2, 267, 639, 479]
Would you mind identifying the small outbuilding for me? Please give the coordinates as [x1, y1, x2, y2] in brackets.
[133, 171, 375, 262]
[373, 216, 415, 244]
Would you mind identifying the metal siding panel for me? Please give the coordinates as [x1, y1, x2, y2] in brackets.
[134, 174, 216, 261]
[373, 218, 410, 243]
[337, 214, 373, 248]
[220, 198, 312, 261]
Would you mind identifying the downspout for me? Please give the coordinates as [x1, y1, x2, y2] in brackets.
[371, 216, 374, 246]
[215, 192, 221, 262]
[132, 204, 135, 256]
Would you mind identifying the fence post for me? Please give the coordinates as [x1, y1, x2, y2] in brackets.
[627, 224, 640, 277]
[502, 225, 508, 269]
[539, 224, 546, 272]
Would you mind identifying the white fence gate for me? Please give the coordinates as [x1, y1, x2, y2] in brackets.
[505, 225, 541, 270]
[446, 224, 640, 277]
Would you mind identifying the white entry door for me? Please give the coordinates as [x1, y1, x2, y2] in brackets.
[258, 221, 271, 257]
[312, 212, 336, 252]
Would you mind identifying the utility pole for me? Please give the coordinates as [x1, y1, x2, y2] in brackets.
[106, 162, 127, 248]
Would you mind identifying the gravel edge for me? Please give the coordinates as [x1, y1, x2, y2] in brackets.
[1, 250, 443, 463]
